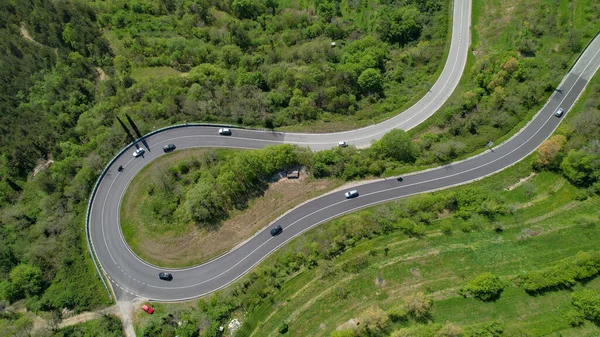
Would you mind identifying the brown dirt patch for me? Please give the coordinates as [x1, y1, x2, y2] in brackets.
[122, 149, 344, 267]
[96, 67, 106, 81]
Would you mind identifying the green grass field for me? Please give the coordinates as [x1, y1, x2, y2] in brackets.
[239, 157, 600, 336]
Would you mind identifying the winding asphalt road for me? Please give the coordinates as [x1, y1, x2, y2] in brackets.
[88, 0, 600, 301]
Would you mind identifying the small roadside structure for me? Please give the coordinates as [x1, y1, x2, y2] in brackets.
[286, 170, 300, 179]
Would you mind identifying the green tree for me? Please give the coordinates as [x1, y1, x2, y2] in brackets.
[435, 322, 463, 337]
[356, 306, 390, 336]
[10, 264, 44, 298]
[375, 5, 422, 46]
[571, 289, 600, 322]
[61, 22, 76, 49]
[184, 176, 223, 225]
[560, 141, 600, 187]
[228, 21, 251, 49]
[387, 306, 408, 322]
[0, 280, 18, 303]
[318, 2, 335, 22]
[404, 292, 433, 320]
[232, 0, 265, 20]
[358, 68, 383, 94]
[461, 273, 505, 301]
[371, 129, 416, 163]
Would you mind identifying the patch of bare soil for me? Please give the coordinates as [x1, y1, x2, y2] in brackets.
[96, 67, 106, 81]
[32, 158, 54, 177]
[128, 163, 344, 267]
[19, 24, 36, 43]
[58, 306, 117, 328]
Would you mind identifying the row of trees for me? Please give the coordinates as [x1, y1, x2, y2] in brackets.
[519, 251, 600, 294]
[534, 80, 600, 195]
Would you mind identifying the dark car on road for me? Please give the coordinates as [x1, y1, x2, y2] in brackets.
[158, 272, 173, 281]
[270, 225, 283, 236]
[163, 144, 176, 152]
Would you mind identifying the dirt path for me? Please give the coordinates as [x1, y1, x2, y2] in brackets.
[19, 24, 38, 45]
[58, 306, 118, 328]
[19, 24, 58, 56]
[56, 301, 138, 337]
[25, 300, 139, 336]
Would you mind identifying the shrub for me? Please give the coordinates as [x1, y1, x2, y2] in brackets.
[386, 306, 408, 322]
[404, 292, 433, 320]
[371, 129, 417, 163]
[330, 330, 354, 337]
[355, 306, 390, 336]
[519, 251, 600, 293]
[535, 135, 566, 169]
[461, 273, 505, 301]
[571, 289, 600, 322]
[278, 322, 289, 334]
[566, 309, 585, 327]
[463, 321, 503, 337]
[435, 322, 464, 337]
[441, 223, 453, 235]
[560, 142, 600, 187]
[10, 264, 44, 299]
[342, 254, 369, 273]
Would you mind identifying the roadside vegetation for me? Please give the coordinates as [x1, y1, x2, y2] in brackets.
[0, 0, 598, 335]
[121, 146, 344, 266]
[135, 73, 600, 337]
[92, 0, 450, 132]
[50, 315, 124, 337]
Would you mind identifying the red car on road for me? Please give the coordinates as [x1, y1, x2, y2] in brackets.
[142, 304, 154, 314]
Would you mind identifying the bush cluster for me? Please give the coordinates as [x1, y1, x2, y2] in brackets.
[459, 273, 505, 301]
[519, 251, 600, 294]
[569, 289, 600, 325]
[181, 144, 302, 226]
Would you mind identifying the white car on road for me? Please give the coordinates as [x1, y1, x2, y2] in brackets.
[344, 190, 359, 198]
[133, 148, 145, 157]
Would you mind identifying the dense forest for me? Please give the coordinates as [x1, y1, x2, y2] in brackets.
[90, 0, 449, 130]
[0, 0, 598, 335]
